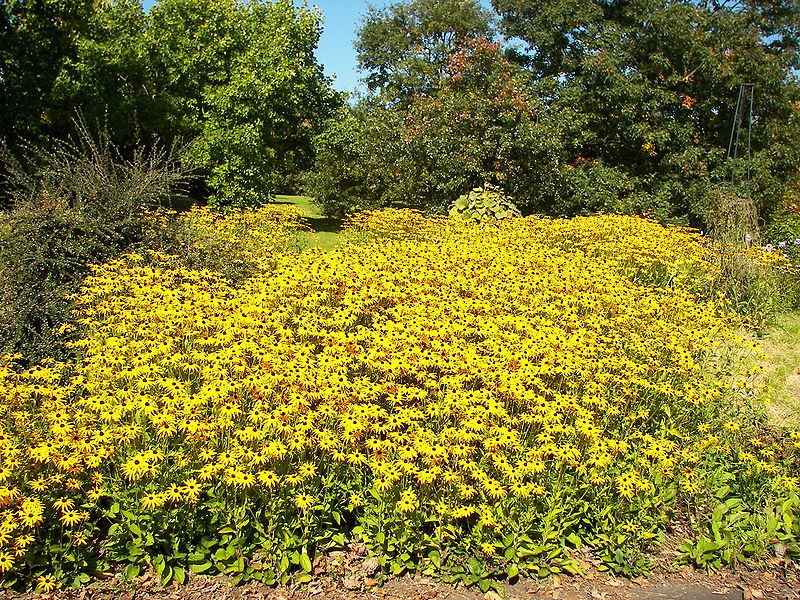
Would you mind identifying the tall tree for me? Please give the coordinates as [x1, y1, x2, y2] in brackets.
[1, 0, 340, 207]
[306, 37, 564, 216]
[355, 0, 493, 103]
[0, 0, 94, 146]
[492, 0, 800, 223]
[144, 0, 341, 206]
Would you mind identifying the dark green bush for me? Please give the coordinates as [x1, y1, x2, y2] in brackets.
[0, 124, 188, 363]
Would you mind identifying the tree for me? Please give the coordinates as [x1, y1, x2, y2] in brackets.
[2, 0, 340, 207]
[144, 0, 341, 207]
[305, 37, 564, 216]
[50, 0, 154, 149]
[0, 0, 95, 146]
[355, 0, 493, 103]
[492, 0, 800, 224]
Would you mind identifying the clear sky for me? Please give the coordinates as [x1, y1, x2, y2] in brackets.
[140, 1, 392, 94]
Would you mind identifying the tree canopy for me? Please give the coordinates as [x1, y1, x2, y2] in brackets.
[355, 0, 494, 103]
[307, 0, 800, 225]
[1, 0, 341, 207]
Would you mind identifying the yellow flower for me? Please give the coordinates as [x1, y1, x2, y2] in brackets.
[480, 543, 496, 556]
[257, 470, 279, 488]
[59, 510, 88, 527]
[36, 573, 59, 593]
[53, 497, 75, 513]
[72, 531, 89, 546]
[294, 493, 314, 511]
[0, 551, 13, 573]
[180, 479, 202, 503]
[141, 493, 165, 510]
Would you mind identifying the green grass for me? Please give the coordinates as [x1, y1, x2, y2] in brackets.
[761, 312, 800, 427]
[274, 194, 343, 251]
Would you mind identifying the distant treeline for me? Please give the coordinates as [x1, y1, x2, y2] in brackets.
[1, 0, 799, 226]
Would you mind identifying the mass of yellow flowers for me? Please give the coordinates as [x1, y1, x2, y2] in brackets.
[0, 208, 796, 588]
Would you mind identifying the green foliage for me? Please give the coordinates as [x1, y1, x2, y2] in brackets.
[0, 124, 187, 363]
[355, 0, 493, 102]
[449, 184, 521, 224]
[306, 38, 563, 216]
[1, 0, 340, 207]
[492, 0, 800, 225]
[146, 0, 340, 207]
[677, 438, 800, 572]
[0, 0, 95, 146]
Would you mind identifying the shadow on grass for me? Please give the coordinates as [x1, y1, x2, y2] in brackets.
[302, 216, 343, 234]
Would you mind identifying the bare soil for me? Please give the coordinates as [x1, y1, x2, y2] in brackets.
[2, 560, 797, 600]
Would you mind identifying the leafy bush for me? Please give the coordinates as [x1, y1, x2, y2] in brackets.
[0, 211, 797, 591]
[0, 125, 187, 363]
[701, 187, 800, 329]
[449, 184, 520, 225]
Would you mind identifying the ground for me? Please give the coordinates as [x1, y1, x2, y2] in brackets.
[758, 313, 800, 428]
[3, 566, 798, 600]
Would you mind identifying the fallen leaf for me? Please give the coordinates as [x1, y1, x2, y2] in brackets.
[342, 577, 360, 591]
[751, 590, 765, 599]
[590, 590, 607, 600]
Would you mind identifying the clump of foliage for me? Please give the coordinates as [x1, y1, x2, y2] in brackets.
[305, 36, 562, 216]
[307, 0, 800, 227]
[449, 184, 520, 224]
[0, 124, 187, 362]
[700, 186, 800, 328]
[0, 210, 797, 592]
[1, 0, 341, 207]
[154, 204, 310, 284]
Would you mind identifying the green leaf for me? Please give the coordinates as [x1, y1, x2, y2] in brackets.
[189, 560, 213, 573]
[173, 566, 186, 585]
[161, 565, 174, 585]
[122, 563, 141, 581]
[299, 553, 312, 573]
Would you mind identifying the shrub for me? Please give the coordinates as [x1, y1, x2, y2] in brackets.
[702, 187, 799, 329]
[0, 124, 187, 363]
[449, 184, 520, 225]
[151, 204, 310, 285]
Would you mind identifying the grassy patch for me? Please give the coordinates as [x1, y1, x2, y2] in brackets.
[274, 195, 343, 251]
[761, 312, 800, 427]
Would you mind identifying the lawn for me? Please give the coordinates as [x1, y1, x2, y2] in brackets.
[762, 313, 800, 427]
[274, 194, 343, 251]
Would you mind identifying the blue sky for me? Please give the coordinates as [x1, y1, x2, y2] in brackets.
[141, 1, 392, 94]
